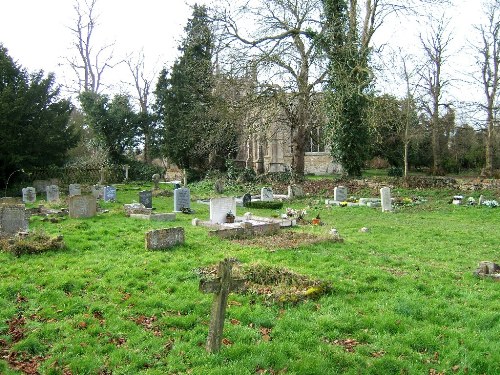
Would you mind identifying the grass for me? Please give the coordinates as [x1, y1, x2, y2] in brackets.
[1, 182, 499, 374]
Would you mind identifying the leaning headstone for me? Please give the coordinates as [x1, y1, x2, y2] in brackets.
[22, 187, 36, 203]
[152, 174, 161, 190]
[173, 187, 190, 212]
[145, 227, 185, 250]
[46, 185, 60, 202]
[334, 186, 348, 202]
[0, 204, 28, 237]
[91, 185, 104, 199]
[139, 190, 153, 209]
[242, 193, 252, 207]
[103, 186, 117, 202]
[68, 195, 97, 218]
[69, 184, 81, 197]
[210, 197, 237, 224]
[380, 187, 393, 212]
[199, 259, 245, 353]
[288, 184, 304, 199]
[261, 187, 273, 201]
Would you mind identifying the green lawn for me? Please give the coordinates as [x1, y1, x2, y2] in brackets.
[1, 183, 499, 374]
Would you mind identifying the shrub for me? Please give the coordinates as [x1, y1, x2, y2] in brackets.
[387, 166, 403, 177]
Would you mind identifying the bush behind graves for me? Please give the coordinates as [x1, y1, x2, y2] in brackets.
[245, 201, 284, 210]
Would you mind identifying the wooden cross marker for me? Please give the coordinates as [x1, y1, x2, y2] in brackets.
[199, 258, 245, 353]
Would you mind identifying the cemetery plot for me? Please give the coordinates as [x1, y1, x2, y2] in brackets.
[231, 230, 334, 251]
[0, 231, 65, 256]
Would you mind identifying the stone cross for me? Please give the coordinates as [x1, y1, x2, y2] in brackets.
[199, 259, 245, 353]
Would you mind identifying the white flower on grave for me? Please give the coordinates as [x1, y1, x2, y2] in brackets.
[482, 200, 498, 208]
[467, 197, 476, 205]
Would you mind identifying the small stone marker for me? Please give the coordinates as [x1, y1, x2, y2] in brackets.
[91, 184, 104, 199]
[242, 193, 252, 207]
[124, 203, 152, 216]
[474, 261, 500, 281]
[152, 174, 161, 190]
[261, 187, 273, 201]
[452, 195, 463, 205]
[69, 184, 81, 197]
[288, 184, 304, 199]
[103, 186, 117, 202]
[139, 190, 153, 209]
[46, 185, 60, 202]
[145, 227, 184, 250]
[173, 187, 191, 212]
[0, 204, 28, 237]
[68, 195, 97, 218]
[22, 187, 36, 203]
[334, 186, 348, 202]
[478, 195, 485, 205]
[380, 187, 392, 212]
[199, 258, 245, 353]
[210, 197, 237, 224]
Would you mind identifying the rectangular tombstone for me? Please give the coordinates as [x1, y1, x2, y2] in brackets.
[69, 184, 81, 197]
[260, 187, 274, 201]
[46, 185, 60, 202]
[380, 187, 393, 212]
[103, 186, 117, 202]
[139, 190, 153, 209]
[91, 184, 104, 199]
[0, 204, 28, 237]
[68, 195, 97, 218]
[22, 187, 36, 203]
[145, 227, 184, 250]
[210, 197, 236, 224]
[288, 184, 304, 199]
[173, 187, 190, 212]
[33, 180, 51, 194]
[334, 186, 348, 202]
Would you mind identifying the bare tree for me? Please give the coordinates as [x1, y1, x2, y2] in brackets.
[475, 0, 500, 177]
[419, 18, 453, 174]
[67, 0, 120, 94]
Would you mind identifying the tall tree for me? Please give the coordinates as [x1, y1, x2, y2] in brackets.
[0, 45, 79, 185]
[475, 0, 500, 177]
[155, 5, 237, 175]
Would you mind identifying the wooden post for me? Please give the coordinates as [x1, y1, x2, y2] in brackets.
[199, 258, 245, 353]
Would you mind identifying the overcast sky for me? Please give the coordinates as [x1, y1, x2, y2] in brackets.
[0, 0, 491, 125]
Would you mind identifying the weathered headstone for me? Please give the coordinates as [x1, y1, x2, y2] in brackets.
[123, 203, 152, 216]
[22, 187, 36, 203]
[145, 227, 184, 250]
[210, 197, 237, 224]
[68, 195, 97, 218]
[380, 187, 393, 212]
[33, 180, 51, 194]
[334, 186, 348, 202]
[46, 185, 60, 202]
[152, 174, 161, 190]
[214, 179, 225, 194]
[199, 259, 245, 353]
[139, 190, 153, 209]
[261, 187, 273, 201]
[91, 184, 104, 199]
[103, 186, 117, 202]
[478, 195, 485, 205]
[242, 193, 252, 207]
[288, 184, 304, 199]
[173, 187, 190, 212]
[69, 184, 81, 197]
[0, 204, 28, 237]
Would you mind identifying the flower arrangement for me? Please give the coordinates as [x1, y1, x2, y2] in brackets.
[467, 197, 476, 206]
[482, 200, 498, 208]
[285, 207, 307, 219]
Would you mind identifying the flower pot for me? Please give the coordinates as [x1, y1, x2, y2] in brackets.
[226, 216, 235, 223]
[312, 218, 320, 225]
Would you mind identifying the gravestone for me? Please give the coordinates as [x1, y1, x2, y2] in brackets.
[139, 190, 153, 209]
[103, 186, 117, 202]
[33, 180, 51, 194]
[0, 204, 28, 237]
[46, 185, 60, 202]
[478, 195, 485, 205]
[380, 187, 393, 212]
[452, 195, 463, 205]
[173, 188, 190, 212]
[152, 174, 161, 190]
[242, 193, 252, 207]
[69, 184, 81, 197]
[22, 187, 36, 203]
[124, 203, 152, 216]
[199, 258, 245, 353]
[91, 184, 104, 199]
[68, 195, 97, 218]
[145, 227, 184, 250]
[210, 197, 237, 224]
[288, 184, 304, 199]
[214, 179, 224, 194]
[334, 186, 348, 202]
[261, 187, 273, 201]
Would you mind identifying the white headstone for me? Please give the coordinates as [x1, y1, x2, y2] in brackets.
[103, 186, 117, 202]
[69, 184, 81, 197]
[173, 188, 191, 212]
[210, 197, 237, 224]
[261, 187, 273, 201]
[46, 185, 60, 202]
[380, 187, 392, 212]
[334, 186, 348, 202]
[22, 187, 36, 203]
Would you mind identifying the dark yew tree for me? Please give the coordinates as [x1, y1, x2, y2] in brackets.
[0, 44, 79, 186]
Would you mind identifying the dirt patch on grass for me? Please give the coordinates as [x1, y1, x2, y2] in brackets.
[231, 231, 331, 251]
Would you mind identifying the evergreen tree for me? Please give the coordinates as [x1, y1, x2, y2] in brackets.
[0, 44, 79, 185]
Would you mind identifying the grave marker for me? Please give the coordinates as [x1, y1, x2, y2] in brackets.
[0, 204, 28, 237]
[139, 190, 153, 209]
[91, 185, 104, 199]
[242, 193, 252, 207]
[334, 186, 348, 202]
[288, 184, 304, 199]
[22, 187, 36, 203]
[145, 227, 184, 250]
[380, 187, 393, 212]
[152, 174, 161, 190]
[261, 187, 273, 201]
[46, 185, 60, 202]
[103, 186, 117, 202]
[199, 259, 245, 353]
[210, 197, 236, 224]
[69, 184, 81, 197]
[173, 188, 190, 212]
[68, 195, 97, 218]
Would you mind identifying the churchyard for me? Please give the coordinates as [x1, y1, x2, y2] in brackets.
[0, 178, 499, 374]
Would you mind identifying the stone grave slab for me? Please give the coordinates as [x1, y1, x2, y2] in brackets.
[0, 204, 28, 237]
[22, 187, 36, 203]
[130, 213, 176, 221]
[173, 187, 190, 212]
[46, 185, 60, 202]
[145, 227, 184, 250]
[68, 195, 97, 218]
[69, 184, 81, 197]
[139, 190, 153, 209]
[210, 197, 236, 224]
